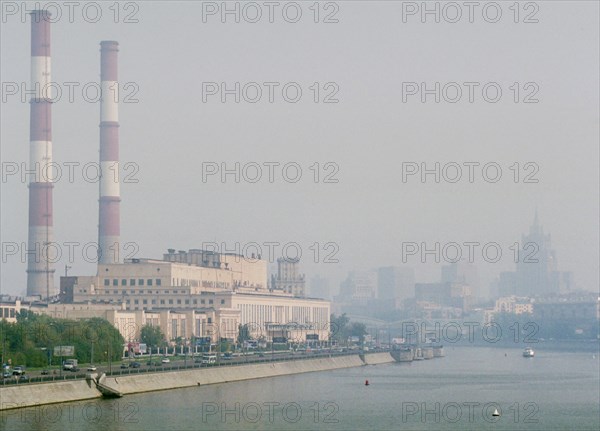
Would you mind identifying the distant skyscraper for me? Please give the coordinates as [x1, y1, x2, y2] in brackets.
[492, 212, 573, 299]
[333, 270, 379, 315]
[309, 275, 331, 300]
[516, 211, 559, 297]
[441, 261, 480, 299]
[377, 266, 415, 301]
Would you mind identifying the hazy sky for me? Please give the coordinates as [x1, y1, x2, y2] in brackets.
[1, 1, 598, 298]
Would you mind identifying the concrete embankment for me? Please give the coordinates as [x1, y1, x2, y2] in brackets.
[362, 352, 395, 365]
[0, 353, 394, 410]
[100, 355, 365, 395]
[0, 379, 102, 410]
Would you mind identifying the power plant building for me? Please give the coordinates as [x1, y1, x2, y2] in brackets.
[60, 249, 330, 343]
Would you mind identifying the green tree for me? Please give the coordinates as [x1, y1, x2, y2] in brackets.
[140, 324, 165, 348]
[330, 313, 350, 344]
[1, 315, 124, 367]
[349, 322, 368, 343]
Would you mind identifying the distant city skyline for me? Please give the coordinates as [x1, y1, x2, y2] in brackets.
[1, 2, 598, 298]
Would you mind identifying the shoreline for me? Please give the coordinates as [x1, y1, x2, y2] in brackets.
[0, 352, 395, 411]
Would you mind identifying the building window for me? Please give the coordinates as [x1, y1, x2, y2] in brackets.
[126, 299, 130, 304]
[193, 299, 197, 305]
[169, 299, 173, 305]
[160, 299, 165, 305]
[130, 290, 134, 294]
[201, 300, 205, 304]
[147, 279, 153, 286]
[156, 279, 161, 286]
[140, 290, 144, 294]
[221, 299, 225, 305]
[143, 299, 147, 305]
[121, 279, 127, 286]
[209, 299, 213, 305]
[138, 279, 144, 286]
[104, 279, 110, 286]
[113, 290, 118, 294]
[177, 299, 181, 304]
[185, 299, 189, 305]
[151, 299, 156, 305]
[207, 317, 212, 324]
[112, 279, 118, 286]
[134, 299, 139, 304]
[130, 279, 135, 286]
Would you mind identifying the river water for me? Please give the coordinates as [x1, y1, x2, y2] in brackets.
[3, 345, 599, 430]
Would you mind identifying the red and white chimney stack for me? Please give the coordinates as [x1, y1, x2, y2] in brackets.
[98, 41, 121, 264]
[27, 10, 55, 298]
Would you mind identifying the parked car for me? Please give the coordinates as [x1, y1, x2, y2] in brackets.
[41, 369, 50, 375]
[2, 371, 11, 378]
[12, 366, 25, 376]
[223, 352, 233, 360]
[87, 365, 97, 371]
[131, 362, 141, 368]
[161, 357, 170, 364]
[120, 363, 129, 369]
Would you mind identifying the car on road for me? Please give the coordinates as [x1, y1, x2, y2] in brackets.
[87, 365, 97, 371]
[2, 371, 11, 378]
[131, 362, 141, 368]
[161, 357, 170, 364]
[12, 366, 25, 376]
[120, 363, 129, 369]
[223, 352, 233, 360]
[41, 369, 50, 375]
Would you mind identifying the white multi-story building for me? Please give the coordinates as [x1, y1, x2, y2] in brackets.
[55, 249, 330, 344]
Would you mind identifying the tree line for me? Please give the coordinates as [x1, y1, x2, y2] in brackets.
[0, 310, 124, 368]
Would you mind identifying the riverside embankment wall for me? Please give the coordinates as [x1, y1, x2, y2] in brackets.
[1, 353, 395, 411]
[0, 379, 102, 410]
[362, 352, 394, 365]
[100, 354, 366, 395]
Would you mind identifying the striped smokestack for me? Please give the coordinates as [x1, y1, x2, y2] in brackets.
[26, 10, 55, 299]
[98, 41, 120, 264]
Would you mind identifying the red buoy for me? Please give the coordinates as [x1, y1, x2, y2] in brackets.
[365, 380, 369, 386]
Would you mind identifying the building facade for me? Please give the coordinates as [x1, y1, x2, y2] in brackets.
[271, 257, 306, 297]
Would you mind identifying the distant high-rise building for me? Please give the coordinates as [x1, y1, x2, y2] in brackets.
[271, 257, 305, 297]
[309, 275, 331, 300]
[441, 261, 480, 299]
[490, 212, 574, 300]
[333, 270, 379, 316]
[338, 270, 378, 300]
[414, 282, 472, 312]
[516, 211, 559, 297]
[377, 266, 415, 301]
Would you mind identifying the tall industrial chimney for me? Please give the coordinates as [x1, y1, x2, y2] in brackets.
[98, 41, 120, 264]
[26, 10, 55, 299]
